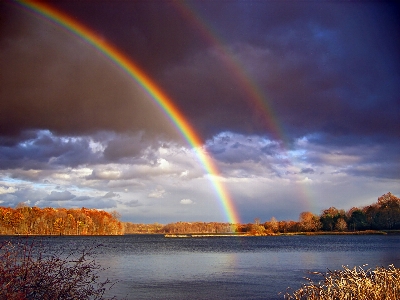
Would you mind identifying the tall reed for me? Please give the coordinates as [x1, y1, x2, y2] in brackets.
[284, 265, 400, 300]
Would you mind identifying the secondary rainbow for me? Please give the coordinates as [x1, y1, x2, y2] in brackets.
[18, 0, 240, 224]
[173, 1, 287, 145]
[173, 2, 314, 212]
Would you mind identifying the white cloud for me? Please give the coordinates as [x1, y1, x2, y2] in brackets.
[0, 186, 17, 194]
[296, 177, 313, 184]
[87, 167, 121, 180]
[180, 199, 193, 205]
[148, 186, 166, 198]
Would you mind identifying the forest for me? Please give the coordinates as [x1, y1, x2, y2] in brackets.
[0, 205, 123, 235]
[124, 192, 400, 235]
[1, 192, 399, 236]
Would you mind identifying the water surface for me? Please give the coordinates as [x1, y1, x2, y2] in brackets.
[2, 234, 399, 299]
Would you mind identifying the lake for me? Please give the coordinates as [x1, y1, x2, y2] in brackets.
[1, 234, 399, 299]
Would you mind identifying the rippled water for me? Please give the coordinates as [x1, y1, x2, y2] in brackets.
[2, 234, 399, 299]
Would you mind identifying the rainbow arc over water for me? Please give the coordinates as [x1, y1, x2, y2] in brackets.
[18, 0, 240, 224]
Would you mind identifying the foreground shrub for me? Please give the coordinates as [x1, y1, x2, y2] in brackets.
[284, 265, 400, 299]
[0, 240, 116, 299]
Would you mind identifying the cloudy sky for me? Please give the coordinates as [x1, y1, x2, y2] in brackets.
[1, 1, 399, 224]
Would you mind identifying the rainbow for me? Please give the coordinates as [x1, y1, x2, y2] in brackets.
[17, 0, 240, 224]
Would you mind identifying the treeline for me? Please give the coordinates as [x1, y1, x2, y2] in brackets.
[0, 204, 123, 235]
[4, 192, 397, 235]
[245, 192, 400, 235]
[123, 192, 400, 235]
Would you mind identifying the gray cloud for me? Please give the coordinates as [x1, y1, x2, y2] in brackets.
[44, 190, 76, 201]
[300, 168, 315, 174]
[103, 191, 120, 199]
[0, 130, 98, 170]
[121, 200, 141, 207]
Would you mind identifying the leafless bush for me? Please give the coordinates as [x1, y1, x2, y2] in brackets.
[0, 240, 116, 299]
[284, 264, 400, 300]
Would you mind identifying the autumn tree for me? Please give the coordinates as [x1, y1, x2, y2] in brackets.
[362, 193, 400, 230]
[278, 220, 299, 233]
[264, 217, 279, 233]
[335, 218, 348, 231]
[0, 206, 123, 235]
[299, 212, 322, 232]
[376, 192, 400, 229]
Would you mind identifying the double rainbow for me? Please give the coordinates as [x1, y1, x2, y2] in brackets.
[18, 0, 240, 224]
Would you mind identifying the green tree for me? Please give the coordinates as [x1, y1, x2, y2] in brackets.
[348, 209, 368, 231]
[320, 207, 346, 231]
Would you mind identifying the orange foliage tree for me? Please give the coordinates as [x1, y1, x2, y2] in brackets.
[0, 205, 123, 235]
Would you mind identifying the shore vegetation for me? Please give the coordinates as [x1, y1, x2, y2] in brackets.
[0, 240, 116, 299]
[284, 265, 400, 300]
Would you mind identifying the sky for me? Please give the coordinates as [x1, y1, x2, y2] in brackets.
[0, 1, 399, 224]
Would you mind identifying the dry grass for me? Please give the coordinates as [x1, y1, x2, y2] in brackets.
[284, 265, 400, 300]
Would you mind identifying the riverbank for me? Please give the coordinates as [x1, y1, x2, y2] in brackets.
[2, 230, 397, 237]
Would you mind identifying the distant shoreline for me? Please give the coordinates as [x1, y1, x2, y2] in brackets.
[164, 230, 400, 238]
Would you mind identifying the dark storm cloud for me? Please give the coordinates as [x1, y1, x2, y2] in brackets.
[233, 6, 398, 140]
[1, 1, 398, 144]
[50, 1, 208, 74]
[0, 2, 180, 140]
[71, 0, 399, 144]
